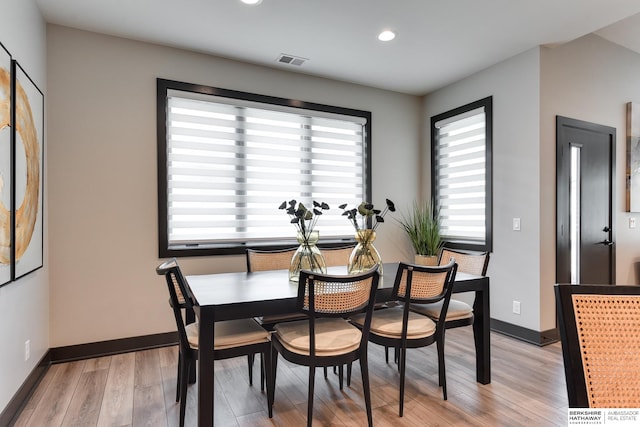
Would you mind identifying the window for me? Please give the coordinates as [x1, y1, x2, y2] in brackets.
[157, 79, 371, 257]
[431, 97, 492, 252]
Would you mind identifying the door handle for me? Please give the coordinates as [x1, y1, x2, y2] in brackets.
[599, 240, 614, 246]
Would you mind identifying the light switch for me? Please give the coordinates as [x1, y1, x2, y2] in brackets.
[513, 218, 521, 231]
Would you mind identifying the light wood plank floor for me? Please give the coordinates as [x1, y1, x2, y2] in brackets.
[14, 328, 568, 426]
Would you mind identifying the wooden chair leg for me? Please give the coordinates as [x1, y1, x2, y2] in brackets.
[360, 354, 373, 427]
[176, 351, 182, 402]
[437, 338, 447, 400]
[248, 354, 254, 386]
[263, 349, 274, 418]
[270, 346, 279, 416]
[324, 366, 328, 379]
[178, 358, 190, 427]
[347, 363, 352, 387]
[260, 353, 265, 392]
[338, 365, 344, 390]
[307, 366, 315, 427]
[399, 346, 406, 417]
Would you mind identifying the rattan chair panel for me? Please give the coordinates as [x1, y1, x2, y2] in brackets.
[571, 294, 640, 408]
[302, 277, 373, 314]
[321, 245, 356, 267]
[397, 270, 448, 300]
[247, 248, 297, 272]
[439, 248, 488, 276]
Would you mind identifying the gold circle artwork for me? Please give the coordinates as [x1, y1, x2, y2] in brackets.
[0, 66, 41, 265]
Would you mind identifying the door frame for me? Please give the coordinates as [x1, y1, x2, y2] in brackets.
[556, 115, 616, 284]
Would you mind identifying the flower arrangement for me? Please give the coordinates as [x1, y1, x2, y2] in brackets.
[279, 199, 330, 280]
[339, 199, 395, 274]
[279, 199, 330, 241]
[338, 199, 396, 231]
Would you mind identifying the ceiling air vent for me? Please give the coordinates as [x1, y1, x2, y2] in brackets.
[277, 53, 307, 66]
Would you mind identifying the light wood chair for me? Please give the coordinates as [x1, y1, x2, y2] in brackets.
[351, 261, 458, 416]
[270, 266, 381, 427]
[555, 283, 640, 408]
[156, 258, 273, 426]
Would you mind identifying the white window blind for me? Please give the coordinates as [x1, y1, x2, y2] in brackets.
[166, 92, 366, 246]
[434, 106, 487, 244]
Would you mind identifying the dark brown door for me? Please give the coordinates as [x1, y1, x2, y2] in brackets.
[556, 116, 615, 284]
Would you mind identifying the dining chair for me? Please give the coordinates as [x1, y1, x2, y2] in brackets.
[247, 245, 356, 388]
[321, 244, 356, 267]
[246, 247, 304, 327]
[156, 258, 274, 426]
[270, 266, 381, 427]
[410, 247, 489, 329]
[320, 243, 357, 386]
[555, 283, 640, 408]
[351, 260, 457, 416]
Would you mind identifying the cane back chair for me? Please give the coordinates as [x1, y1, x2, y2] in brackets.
[555, 283, 640, 408]
[156, 258, 273, 426]
[351, 260, 458, 416]
[270, 266, 381, 427]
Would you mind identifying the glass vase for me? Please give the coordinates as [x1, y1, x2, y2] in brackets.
[289, 230, 327, 282]
[347, 229, 382, 275]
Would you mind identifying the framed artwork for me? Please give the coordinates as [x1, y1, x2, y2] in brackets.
[12, 60, 43, 280]
[0, 43, 11, 286]
[627, 102, 640, 212]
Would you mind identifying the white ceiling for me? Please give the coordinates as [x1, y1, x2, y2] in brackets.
[35, 0, 640, 95]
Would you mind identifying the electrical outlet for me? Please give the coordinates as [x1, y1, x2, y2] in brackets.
[512, 301, 521, 315]
[24, 340, 30, 361]
[630, 217, 637, 229]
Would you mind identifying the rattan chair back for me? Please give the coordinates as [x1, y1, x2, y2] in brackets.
[298, 266, 379, 317]
[321, 244, 356, 267]
[555, 284, 640, 408]
[395, 260, 458, 305]
[439, 247, 489, 276]
[156, 258, 195, 361]
[246, 247, 297, 272]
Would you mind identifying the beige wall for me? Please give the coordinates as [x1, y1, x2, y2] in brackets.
[423, 34, 640, 334]
[423, 48, 543, 331]
[46, 25, 421, 347]
[541, 33, 640, 287]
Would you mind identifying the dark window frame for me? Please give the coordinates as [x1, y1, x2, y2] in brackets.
[430, 96, 493, 252]
[157, 78, 372, 257]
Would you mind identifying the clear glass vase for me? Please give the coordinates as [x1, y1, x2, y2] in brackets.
[347, 229, 382, 275]
[289, 230, 327, 282]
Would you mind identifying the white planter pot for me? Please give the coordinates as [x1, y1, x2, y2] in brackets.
[414, 254, 438, 266]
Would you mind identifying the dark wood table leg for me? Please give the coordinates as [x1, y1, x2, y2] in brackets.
[472, 278, 491, 384]
[197, 308, 214, 426]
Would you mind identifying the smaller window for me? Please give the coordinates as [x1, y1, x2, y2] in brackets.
[431, 97, 492, 252]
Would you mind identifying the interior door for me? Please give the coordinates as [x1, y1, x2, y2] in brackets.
[556, 116, 615, 284]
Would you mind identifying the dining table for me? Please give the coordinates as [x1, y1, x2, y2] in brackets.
[185, 262, 490, 426]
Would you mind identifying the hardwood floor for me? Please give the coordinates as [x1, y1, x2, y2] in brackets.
[14, 328, 568, 426]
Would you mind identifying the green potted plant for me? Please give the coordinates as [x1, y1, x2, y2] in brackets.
[398, 199, 443, 265]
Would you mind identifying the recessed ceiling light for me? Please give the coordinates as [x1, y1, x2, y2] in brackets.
[378, 30, 396, 42]
[241, 0, 262, 5]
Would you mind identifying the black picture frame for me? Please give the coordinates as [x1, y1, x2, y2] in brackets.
[12, 60, 44, 280]
[0, 42, 12, 287]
